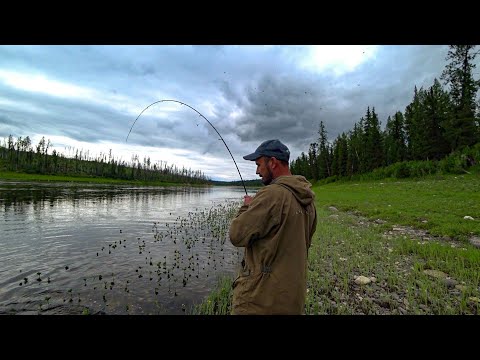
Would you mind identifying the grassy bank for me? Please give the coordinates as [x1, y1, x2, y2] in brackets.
[314, 173, 480, 241]
[192, 173, 480, 315]
[0, 171, 206, 187]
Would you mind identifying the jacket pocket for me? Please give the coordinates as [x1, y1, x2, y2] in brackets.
[231, 267, 251, 289]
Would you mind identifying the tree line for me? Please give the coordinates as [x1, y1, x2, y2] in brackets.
[0, 135, 210, 184]
[290, 45, 480, 181]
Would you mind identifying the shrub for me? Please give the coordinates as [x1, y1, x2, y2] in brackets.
[394, 162, 410, 178]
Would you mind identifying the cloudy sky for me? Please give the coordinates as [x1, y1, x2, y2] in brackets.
[0, 45, 466, 181]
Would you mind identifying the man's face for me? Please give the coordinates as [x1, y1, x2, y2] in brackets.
[255, 156, 273, 185]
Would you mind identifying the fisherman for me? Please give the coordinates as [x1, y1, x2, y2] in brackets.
[229, 139, 317, 315]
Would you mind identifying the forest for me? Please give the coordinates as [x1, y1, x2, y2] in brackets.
[2, 46, 479, 185]
[290, 45, 480, 181]
[0, 135, 210, 184]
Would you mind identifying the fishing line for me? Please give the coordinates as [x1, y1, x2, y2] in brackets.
[126, 99, 248, 196]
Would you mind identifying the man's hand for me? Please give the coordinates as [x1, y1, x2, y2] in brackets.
[244, 195, 253, 205]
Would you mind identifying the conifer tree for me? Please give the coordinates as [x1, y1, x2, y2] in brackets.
[422, 78, 452, 159]
[317, 121, 331, 178]
[441, 45, 480, 150]
[384, 111, 407, 165]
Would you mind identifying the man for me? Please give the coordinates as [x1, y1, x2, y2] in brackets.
[229, 139, 317, 315]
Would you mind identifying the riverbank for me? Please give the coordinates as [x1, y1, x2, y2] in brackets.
[192, 173, 480, 315]
[0, 171, 207, 187]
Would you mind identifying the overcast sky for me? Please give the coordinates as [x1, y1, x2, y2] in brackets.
[0, 45, 468, 181]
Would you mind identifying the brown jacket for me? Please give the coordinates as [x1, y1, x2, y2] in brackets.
[229, 175, 317, 314]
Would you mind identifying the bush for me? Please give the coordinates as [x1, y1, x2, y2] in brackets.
[438, 143, 480, 174]
[439, 153, 467, 174]
[393, 162, 410, 178]
[408, 160, 439, 177]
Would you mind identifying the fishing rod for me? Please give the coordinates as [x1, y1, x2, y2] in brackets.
[126, 99, 248, 196]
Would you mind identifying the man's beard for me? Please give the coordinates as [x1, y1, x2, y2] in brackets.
[261, 166, 274, 185]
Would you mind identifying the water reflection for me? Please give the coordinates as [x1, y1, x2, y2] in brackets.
[0, 181, 251, 315]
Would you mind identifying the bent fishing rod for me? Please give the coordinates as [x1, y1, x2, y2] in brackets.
[126, 99, 248, 196]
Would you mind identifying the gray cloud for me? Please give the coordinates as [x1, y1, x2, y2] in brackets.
[1, 45, 477, 180]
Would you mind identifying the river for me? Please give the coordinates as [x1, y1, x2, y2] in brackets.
[0, 181, 252, 315]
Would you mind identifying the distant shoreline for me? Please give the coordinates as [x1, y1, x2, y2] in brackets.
[0, 171, 262, 188]
[0, 171, 207, 187]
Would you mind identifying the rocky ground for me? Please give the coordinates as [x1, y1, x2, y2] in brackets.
[306, 208, 480, 315]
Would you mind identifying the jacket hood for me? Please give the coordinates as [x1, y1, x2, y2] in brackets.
[272, 175, 315, 207]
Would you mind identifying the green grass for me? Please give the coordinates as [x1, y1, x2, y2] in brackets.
[304, 207, 480, 315]
[194, 173, 480, 315]
[189, 276, 233, 315]
[312, 173, 480, 241]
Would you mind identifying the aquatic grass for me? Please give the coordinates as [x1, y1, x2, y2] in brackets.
[23, 197, 244, 315]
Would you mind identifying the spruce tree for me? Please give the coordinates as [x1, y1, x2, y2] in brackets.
[384, 111, 407, 165]
[441, 45, 480, 150]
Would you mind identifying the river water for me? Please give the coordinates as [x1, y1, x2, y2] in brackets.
[0, 181, 252, 315]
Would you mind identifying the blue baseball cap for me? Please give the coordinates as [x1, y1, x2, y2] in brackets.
[243, 139, 290, 162]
